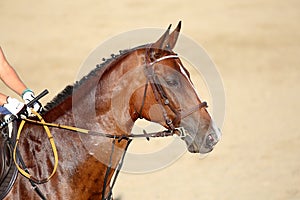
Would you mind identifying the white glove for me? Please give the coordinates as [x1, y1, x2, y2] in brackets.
[3, 97, 29, 118]
[22, 89, 42, 113]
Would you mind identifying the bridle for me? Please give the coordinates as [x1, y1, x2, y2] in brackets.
[137, 46, 208, 131]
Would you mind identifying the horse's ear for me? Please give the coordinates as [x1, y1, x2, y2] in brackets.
[168, 21, 181, 49]
[152, 24, 171, 50]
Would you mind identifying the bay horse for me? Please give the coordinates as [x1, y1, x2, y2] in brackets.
[4, 22, 221, 199]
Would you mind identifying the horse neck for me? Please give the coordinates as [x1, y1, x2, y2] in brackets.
[44, 49, 145, 134]
[40, 49, 147, 170]
[12, 50, 147, 199]
[73, 50, 145, 134]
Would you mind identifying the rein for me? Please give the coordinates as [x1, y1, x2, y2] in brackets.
[13, 110, 58, 184]
[22, 117, 185, 141]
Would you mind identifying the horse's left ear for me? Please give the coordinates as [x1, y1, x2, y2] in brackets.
[167, 21, 181, 50]
[152, 24, 171, 50]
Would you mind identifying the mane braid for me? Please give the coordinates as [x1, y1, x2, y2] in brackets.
[41, 85, 74, 114]
[41, 45, 147, 115]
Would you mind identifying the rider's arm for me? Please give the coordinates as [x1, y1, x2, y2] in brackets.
[0, 47, 27, 105]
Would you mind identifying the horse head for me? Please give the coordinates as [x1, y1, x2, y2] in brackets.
[130, 22, 221, 154]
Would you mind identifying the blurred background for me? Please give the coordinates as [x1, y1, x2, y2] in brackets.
[1, 0, 299, 199]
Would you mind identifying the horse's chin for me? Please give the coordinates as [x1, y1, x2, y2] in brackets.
[186, 141, 214, 154]
[187, 143, 201, 153]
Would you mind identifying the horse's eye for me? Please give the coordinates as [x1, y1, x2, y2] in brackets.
[166, 79, 179, 87]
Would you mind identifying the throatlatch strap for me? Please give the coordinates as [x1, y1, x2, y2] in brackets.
[13, 110, 58, 184]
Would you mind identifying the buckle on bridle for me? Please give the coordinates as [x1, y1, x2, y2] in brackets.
[176, 127, 186, 139]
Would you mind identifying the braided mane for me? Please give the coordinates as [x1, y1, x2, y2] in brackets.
[41, 45, 147, 114]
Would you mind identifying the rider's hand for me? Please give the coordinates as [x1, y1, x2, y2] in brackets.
[22, 89, 42, 113]
[3, 97, 29, 119]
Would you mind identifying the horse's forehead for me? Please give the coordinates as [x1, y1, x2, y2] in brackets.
[157, 59, 190, 79]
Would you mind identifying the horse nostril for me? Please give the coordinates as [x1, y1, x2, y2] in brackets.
[206, 134, 214, 144]
[206, 133, 218, 147]
[207, 134, 213, 142]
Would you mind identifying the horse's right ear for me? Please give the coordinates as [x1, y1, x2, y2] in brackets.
[167, 21, 181, 49]
[152, 24, 171, 50]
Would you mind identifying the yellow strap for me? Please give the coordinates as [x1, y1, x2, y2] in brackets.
[23, 118, 90, 134]
[13, 110, 59, 184]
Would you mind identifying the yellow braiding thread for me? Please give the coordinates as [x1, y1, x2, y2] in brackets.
[13, 110, 59, 184]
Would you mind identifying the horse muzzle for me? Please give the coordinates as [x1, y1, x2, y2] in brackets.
[184, 121, 221, 154]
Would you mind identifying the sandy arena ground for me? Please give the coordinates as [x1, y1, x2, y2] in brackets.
[1, 0, 300, 199]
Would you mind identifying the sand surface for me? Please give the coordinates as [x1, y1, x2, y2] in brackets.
[1, 0, 300, 199]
